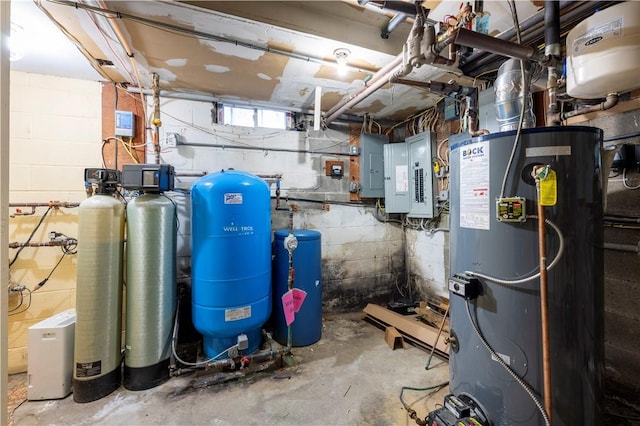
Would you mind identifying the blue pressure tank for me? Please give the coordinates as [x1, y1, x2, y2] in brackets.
[273, 229, 322, 347]
[191, 170, 271, 359]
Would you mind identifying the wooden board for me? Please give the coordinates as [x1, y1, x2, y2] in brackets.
[362, 303, 449, 357]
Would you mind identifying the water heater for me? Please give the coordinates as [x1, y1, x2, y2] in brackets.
[445, 127, 604, 425]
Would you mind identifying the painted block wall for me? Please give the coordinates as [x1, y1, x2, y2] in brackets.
[7, 72, 102, 373]
[583, 108, 640, 406]
[152, 97, 407, 312]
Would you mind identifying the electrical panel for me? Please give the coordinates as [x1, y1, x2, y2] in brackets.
[383, 143, 410, 213]
[359, 134, 386, 198]
[115, 110, 135, 137]
[407, 131, 437, 218]
[27, 309, 76, 400]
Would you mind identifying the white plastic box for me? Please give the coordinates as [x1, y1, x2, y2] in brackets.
[27, 309, 76, 400]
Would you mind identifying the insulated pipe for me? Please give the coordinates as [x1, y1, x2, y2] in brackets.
[544, 1, 561, 57]
[324, 54, 403, 119]
[534, 167, 553, 423]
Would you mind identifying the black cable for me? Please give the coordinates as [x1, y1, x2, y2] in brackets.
[603, 131, 640, 143]
[606, 411, 640, 421]
[9, 207, 52, 268]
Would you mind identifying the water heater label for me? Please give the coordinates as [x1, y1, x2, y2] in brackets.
[460, 141, 490, 230]
[225, 306, 251, 322]
[224, 193, 243, 205]
[572, 16, 622, 54]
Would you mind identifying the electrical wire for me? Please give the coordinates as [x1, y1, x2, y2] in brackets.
[499, 1, 527, 200]
[465, 299, 551, 426]
[465, 217, 564, 285]
[622, 168, 640, 190]
[399, 382, 449, 424]
[8, 207, 52, 268]
[8, 288, 32, 316]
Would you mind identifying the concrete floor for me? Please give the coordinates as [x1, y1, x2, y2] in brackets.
[12, 313, 450, 425]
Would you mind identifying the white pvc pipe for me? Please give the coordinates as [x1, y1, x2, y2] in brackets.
[314, 86, 322, 131]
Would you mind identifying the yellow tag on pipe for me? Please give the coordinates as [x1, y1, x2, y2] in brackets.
[539, 169, 557, 206]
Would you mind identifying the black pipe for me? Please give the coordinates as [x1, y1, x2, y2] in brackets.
[462, 1, 618, 76]
[544, 1, 560, 56]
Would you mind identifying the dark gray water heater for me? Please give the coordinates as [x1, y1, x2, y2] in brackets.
[447, 127, 604, 425]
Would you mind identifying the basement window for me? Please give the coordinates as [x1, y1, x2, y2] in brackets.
[222, 105, 287, 130]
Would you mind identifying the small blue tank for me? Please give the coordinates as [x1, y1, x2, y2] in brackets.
[191, 170, 271, 358]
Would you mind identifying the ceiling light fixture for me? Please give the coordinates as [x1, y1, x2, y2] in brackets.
[333, 48, 351, 76]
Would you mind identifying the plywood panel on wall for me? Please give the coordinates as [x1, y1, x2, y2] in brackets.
[101, 83, 146, 169]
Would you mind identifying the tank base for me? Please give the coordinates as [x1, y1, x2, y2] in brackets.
[123, 358, 170, 391]
[73, 366, 120, 403]
[203, 328, 262, 359]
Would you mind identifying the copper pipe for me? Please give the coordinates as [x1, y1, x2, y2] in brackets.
[535, 171, 553, 422]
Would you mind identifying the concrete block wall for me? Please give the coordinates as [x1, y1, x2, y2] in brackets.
[407, 226, 449, 300]
[7, 72, 102, 372]
[586, 108, 640, 405]
[154, 97, 406, 312]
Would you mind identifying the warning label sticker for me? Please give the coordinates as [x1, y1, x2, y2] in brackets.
[225, 306, 252, 322]
[460, 141, 490, 230]
[76, 360, 101, 378]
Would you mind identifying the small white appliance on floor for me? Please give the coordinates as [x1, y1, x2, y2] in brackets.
[27, 309, 76, 400]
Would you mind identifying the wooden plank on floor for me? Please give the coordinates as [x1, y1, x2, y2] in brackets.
[362, 303, 449, 356]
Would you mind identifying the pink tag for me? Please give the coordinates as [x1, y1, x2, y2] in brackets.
[292, 288, 307, 313]
[281, 290, 295, 326]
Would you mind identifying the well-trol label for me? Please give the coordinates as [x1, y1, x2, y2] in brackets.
[224, 193, 243, 205]
[225, 306, 251, 322]
[459, 141, 490, 230]
[572, 16, 623, 54]
[76, 360, 101, 377]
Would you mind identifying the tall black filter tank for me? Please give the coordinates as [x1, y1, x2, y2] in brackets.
[448, 127, 604, 425]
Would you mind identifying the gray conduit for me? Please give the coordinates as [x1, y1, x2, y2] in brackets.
[604, 242, 640, 253]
